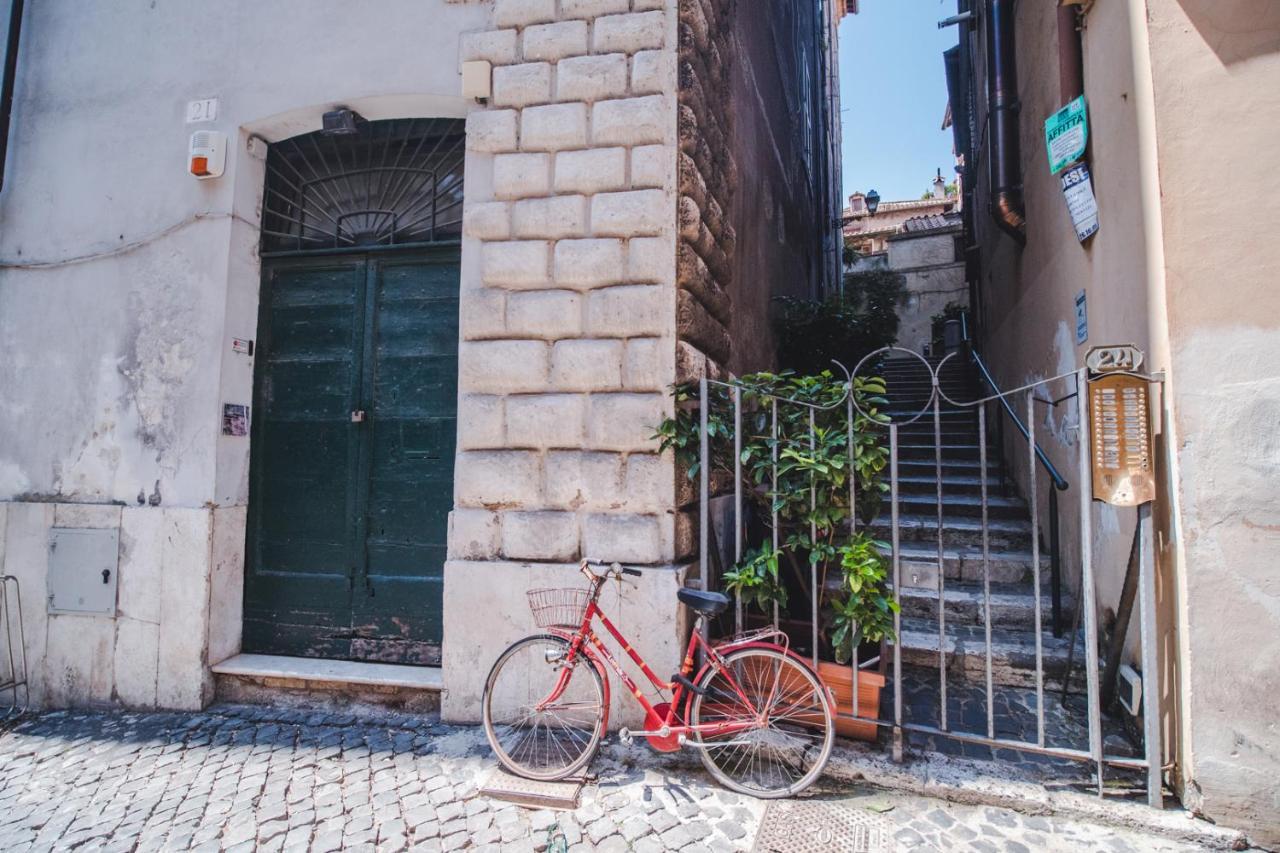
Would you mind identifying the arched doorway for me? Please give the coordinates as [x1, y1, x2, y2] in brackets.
[243, 118, 465, 665]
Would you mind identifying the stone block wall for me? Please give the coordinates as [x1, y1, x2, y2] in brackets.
[674, 0, 736, 383]
[444, 0, 688, 724]
[450, 0, 682, 569]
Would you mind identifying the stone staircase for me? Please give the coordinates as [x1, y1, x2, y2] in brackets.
[862, 355, 1075, 689]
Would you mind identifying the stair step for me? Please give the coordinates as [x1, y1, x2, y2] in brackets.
[897, 474, 1005, 496]
[211, 653, 443, 713]
[897, 444, 988, 460]
[895, 545, 1045, 583]
[869, 514, 1034, 549]
[822, 576, 1069, 629]
[889, 617, 1076, 688]
[899, 583, 1070, 629]
[895, 492, 1027, 520]
[895, 459, 1001, 477]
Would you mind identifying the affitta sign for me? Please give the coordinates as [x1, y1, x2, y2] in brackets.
[1044, 96, 1089, 175]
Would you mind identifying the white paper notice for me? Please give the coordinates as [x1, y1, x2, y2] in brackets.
[1060, 162, 1099, 242]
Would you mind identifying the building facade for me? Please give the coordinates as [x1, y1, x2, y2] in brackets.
[949, 0, 1280, 842]
[0, 0, 845, 726]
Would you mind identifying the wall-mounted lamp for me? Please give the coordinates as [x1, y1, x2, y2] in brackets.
[866, 189, 881, 216]
[321, 108, 366, 136]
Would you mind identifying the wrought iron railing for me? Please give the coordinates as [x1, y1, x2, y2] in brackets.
[695, 350, 1167, 806]
[960, 313, 1070, 636]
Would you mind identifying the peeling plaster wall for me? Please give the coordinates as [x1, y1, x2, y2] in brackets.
[1145, 0, 1280, 842]
[0, 0, 487, 710]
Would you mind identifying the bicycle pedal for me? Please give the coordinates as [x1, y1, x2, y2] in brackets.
[618, 727, 634, 745]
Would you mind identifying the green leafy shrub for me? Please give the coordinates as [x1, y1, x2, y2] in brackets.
[772, 270, 905, 375]
[654, 370, 899, 662]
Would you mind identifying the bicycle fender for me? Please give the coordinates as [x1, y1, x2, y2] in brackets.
[688, 642, 835, 714]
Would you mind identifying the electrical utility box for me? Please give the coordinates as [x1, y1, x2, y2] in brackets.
[48, 528, 120, 616]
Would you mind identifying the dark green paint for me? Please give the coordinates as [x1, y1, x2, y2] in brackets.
[243, 248, 459, 665]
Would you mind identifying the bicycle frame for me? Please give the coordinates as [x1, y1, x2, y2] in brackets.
[539, 576, 812, 749]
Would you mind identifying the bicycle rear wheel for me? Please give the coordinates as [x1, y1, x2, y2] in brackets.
[482, 634, 605, 781]
[690, 648, 834, 798]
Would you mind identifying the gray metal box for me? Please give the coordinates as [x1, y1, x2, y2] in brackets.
[48, 528, 119, 616]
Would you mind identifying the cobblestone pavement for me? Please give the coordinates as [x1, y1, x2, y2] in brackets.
[0, 705, 1214, 852]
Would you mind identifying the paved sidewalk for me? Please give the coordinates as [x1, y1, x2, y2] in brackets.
[0, 706, 1221, 852]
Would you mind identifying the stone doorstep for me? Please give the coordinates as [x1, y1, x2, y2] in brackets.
[211, 653, 444, 692]
[823, 741, 1250, 851]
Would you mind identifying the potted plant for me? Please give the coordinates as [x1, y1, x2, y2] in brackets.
[819, 534, 895, 740]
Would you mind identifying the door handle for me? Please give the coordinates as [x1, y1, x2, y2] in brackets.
[351, 410, 367, 423]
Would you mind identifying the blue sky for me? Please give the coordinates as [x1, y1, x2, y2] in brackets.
[839, 0, 959, 203]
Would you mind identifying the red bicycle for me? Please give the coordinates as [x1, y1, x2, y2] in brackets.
[481, 560, 835, 798]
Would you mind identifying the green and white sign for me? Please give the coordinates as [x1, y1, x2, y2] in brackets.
[1044, 96, 1089, 174]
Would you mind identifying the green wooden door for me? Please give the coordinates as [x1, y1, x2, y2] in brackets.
[244, 248, 458, 665]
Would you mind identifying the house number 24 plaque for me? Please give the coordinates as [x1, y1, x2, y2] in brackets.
[1087, 369, 1154, 507]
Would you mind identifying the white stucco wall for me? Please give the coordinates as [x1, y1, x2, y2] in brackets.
[885, 229, 966, 354]
[0, 0, 487, 708]
[1145, 0, 1280, 841]
[971, 0, 1280, 842]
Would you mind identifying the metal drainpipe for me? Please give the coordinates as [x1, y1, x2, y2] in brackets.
[0, 0, 25, 194]
[986, 0, 1026, 244]
[1057, 2, 1084, 103]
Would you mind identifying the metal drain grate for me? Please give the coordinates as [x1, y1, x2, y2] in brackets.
[752, 801, 893, 853]
[479, 768, 585, 810]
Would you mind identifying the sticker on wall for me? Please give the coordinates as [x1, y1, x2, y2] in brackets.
[222, 403, 250, 437]
[1060, 162, 1099, 243]
[1075, 290, 1089, 345]
[1045, 95, 1088, 174]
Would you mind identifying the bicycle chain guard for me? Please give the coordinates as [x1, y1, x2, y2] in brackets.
[643, 703, 683, 753]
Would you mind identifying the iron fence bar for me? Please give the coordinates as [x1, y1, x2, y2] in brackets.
[733, 385, 743, 636]
[979, 404, 994, 740]
[848, 394, 859, 719]
[934, 387, 948, 731]
[1137, 501, 1163, 807]
[890, 424, 903, 760]
[1050, 489, 1063, 636]
[809, 409, 819, 670]
[771, 399, 780, 630]
[837, 715, 1151, 770]
[1076, 367, 1104, 795]
[1027, 390, 1046, 747]
[699, 376, 710, 655]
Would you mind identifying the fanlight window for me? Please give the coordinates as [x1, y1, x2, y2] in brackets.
[261, 118, 465, 253]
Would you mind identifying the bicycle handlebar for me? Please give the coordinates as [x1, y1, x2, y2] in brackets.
[580, 559, 642, 579]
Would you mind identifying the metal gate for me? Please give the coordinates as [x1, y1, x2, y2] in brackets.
[695, 345, 1166, 805]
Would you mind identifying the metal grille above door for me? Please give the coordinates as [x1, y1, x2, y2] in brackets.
[261, 118, 465, 253]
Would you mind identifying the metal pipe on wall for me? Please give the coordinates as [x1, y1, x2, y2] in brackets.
[0, 0, 26, 193]
[1057, 2, 1084, 103]
[986, 0, 1026, 243]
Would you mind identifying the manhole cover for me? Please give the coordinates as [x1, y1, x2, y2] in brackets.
[479, 768, 585, 810]
[753, 801, 892, 853]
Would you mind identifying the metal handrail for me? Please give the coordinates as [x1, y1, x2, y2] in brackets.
[970, 350, 1070, 492]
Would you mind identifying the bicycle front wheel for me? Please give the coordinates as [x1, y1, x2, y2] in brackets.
[690, 648, 834, 798]
[482, 634, 606, 781]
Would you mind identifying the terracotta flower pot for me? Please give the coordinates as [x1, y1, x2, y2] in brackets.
[817, 661, 885, 742]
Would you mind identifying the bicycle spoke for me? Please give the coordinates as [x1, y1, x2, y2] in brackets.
[484, 637, 604, 780]
[691, 650, 833, 797]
